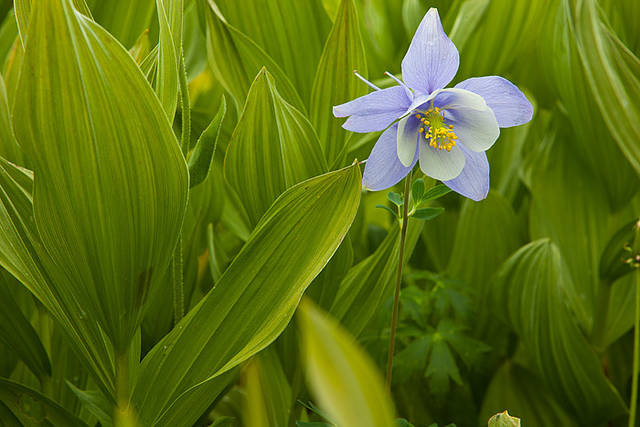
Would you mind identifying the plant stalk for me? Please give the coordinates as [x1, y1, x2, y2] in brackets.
[630, 270, 640, 427]
[114, 350, 138, 427]
[385, 171, 412, 392]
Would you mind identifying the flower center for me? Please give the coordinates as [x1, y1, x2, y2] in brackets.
[415, 107, 458, 152]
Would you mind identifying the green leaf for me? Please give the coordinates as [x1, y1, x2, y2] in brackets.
[243, 349, 292, 427]
[155, 0, 183, 121]
[66, 382, 113, 427]
[89, 0, 155, 48]
[569, 0, 640, 177]
[421, 184, 452, 202]
[298, 299, 396, 427]
[310, 0, 367, 166]
[425, 338, 462, 395]
[0, 159, 115, 393]
[224, 68, 327, 227]
[412, 207, 444, 221]
[201, 0, 305, 112]
[212, 0, 330, 103]
[0, 75, 22, 164]
[132, 165, 361, 426]
[331, 219, 423, 337]
[480, 362, 576, 427]
[376, 204, 398, 218]
[0, 377, 87, 426]
[387, 191, 404, 207]
[188, 95, 227, 188]
[0, 273, 51, 382]
[12, 0, 188, 354]
[410, 178, 425, 203]
[490, 240, 626, 423]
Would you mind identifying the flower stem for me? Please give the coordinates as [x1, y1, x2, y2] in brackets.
[114, 349, 138, 427]
[629, 269, 640, 427]
[385, 171, 412, 392]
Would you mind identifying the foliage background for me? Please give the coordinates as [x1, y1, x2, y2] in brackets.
[0, 0, 639, 426]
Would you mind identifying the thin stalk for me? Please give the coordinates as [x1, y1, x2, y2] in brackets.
[385, 171, 412, 392]
[179, 54, 191, 155]
[629, 270, 640, 427]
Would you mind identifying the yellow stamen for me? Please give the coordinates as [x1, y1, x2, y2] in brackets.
[418, 106, 458, 152]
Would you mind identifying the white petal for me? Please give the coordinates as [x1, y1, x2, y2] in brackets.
[418, 141, 465, 181]
[433, 89, 500, 152]
[397, 115, 419, 167]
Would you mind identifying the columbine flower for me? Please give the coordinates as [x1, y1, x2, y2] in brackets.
[333, 8, 533, 201]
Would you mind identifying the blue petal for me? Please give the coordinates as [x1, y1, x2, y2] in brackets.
[401, 8, 459, 95]
[455, 76, 533, 127]
[363, 124, 418, 191]
[443, 144, 489, 201]
[333, 86, 411, 133]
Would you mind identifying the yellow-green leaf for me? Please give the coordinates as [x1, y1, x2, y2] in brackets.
[298, 298, 396, 427]
[12, 0, 188, 354]
[132, 165, 361, 426]
[224, 68, 327, 227]
[310, 0, 367, 166]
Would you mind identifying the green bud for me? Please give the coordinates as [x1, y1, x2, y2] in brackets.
[600, 218, 640, 283]
[488, 411, 520, 427]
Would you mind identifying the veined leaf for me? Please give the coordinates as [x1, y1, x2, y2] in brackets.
[480, 362, 575, 427]
[12, 0, 188, 356]
[550, 1, 639, 209]
[225, 68, 327, 227]
[331, 219, 422, 337]
[0, 272, 51, 382]
[188, 95, 227, 188]
[155, 0, 183, 121]
[0, 377, 87, 426]
[298, 299, 396, 427]
[0, 74, 21, 164]
[201, 0, 305, 112]
[490, 240, 626, 423]
[0, 159, 115, 393]
[89, 0, 155, 48]
[243, 349, 292, 427]
[214, 0, 330, 104]
[310, 0, 367, 166]
[132, 165, 361, 426]
[569, 0, 640, 177]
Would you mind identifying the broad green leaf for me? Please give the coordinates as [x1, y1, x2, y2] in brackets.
[86, 0, 154, 48]
[490, 240, 626, 423]
[12, 0, 188, 355]
[0, 159, 115, 393]
[310, 0, 367, 166]
[306, 236, 354, 310]
[0, 9, 17, 68]
[0, 74, 22, 164]
[14, 0, 92, 47]
[446, 0, 491, 52]
[0, 377, 87, 426]
[549, 1, 639, 209]
[298, 299, 396, 427]
[480, 362, 575, 427]
[331, 219, 422, 337]
[201, 0, 305, 112]
[66, 382, 113, 427]
[188, 95, 226, 188]
[155, 0, 183, 121]
[448, 194, 522, 292]
[214, 0, 330, 104]
[0, 272, 51, 382]
[529, 142, 608, 331]
[132, 165, 361, 426]
[224, 68, 327, 227]
[243, 349, 292, 427]
[568, 0, 640, 177]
